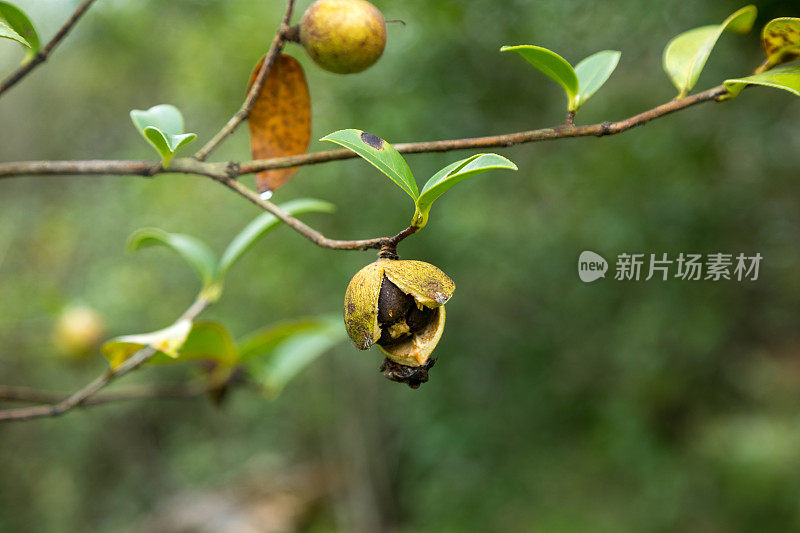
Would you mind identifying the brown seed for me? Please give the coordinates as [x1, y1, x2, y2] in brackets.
[377, 276, 413, 324]
[377, 327, 411, 347]
[377, 318, 411, 347]
[406, 305, 435, 332]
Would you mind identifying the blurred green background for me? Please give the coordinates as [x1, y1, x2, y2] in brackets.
[2, 0, 800, 531]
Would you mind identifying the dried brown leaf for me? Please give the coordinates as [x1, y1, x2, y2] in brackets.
[248, 54, 311, 193]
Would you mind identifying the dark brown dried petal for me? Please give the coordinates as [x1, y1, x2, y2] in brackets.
[380, 357, 436, 389]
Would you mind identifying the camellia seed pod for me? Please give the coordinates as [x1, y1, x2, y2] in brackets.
[298, 0, 387, 74]
[343, 258, 455, 369]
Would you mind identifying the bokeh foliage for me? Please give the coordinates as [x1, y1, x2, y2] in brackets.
[1, 0, 800, 531]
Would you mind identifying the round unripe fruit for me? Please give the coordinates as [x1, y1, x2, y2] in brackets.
[299, 0, 387, 74]
[52, 306, 106, 359]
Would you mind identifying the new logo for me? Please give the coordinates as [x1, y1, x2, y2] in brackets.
[578, 251, 608, 283]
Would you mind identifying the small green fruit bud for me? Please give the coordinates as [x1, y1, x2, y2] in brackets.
[52, 305, 106, 359]
[299, 0, 387, 74]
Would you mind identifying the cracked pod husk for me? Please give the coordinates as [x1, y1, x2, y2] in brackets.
[343, 258, 455, 368]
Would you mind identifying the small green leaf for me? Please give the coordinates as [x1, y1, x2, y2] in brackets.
[102, 319, 193, 369]
[574, 50, 621, 109]
[321, 129, 418, 200]
[500, 45, 579, 110]
[724, 65, 800, 99]
[258, 327, 341, 396]
[241, 316, 344, 397]
[149, 321, 238, 366]
[663, 5, 757, 98]
[127, 228, 218, 291]
[760, 18, 800, 71]
[0, 19, 26, 47]
[0, 2, 38, 61]
[412, 153, 517, 228]
[238, 318, 327, 362]
[217, 198, 335, 279]
[130, 104, 197, 167]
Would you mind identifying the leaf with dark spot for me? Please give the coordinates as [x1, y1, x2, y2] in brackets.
[360, 131, 384, 149]
[761, 18, 800, 70]
[321, 129, 418, 200]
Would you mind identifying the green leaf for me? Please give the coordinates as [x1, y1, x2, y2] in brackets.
[724, 65, 800, 99]
[241, 316, 344, 397]
[0, 19, 26, 48]
[130, 104, 197, 167]
[102, 319, 193, 369]
[663, 5, 757, 98]
[760, 18, 800, 71]
[500, 45, 579, 111]
[149, 321, 238, 366]
[258, 327, 341, 396]
[574, 50, 621, 109]
[127, 228, 218, 291]
[412, 153, 517, 228]
[320, 129, 418, 200]
[217, 198, 335, 279]
[238, 318, 327, 362]
[0, 2, 38, 61]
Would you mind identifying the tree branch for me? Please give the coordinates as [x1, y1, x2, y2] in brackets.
[193, 0, 296, 161]
[0, 0, 99, 97]
[0, 296, 210, 423]
[0, 382, 209, 406]
[0, 84, 731, 252]
[242, 84, 730, 173]
[213, 175, 418, 250]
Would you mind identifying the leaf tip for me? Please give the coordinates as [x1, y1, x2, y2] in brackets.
[124, 228, 153, 254]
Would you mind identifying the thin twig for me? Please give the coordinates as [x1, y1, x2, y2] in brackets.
[193, 0, 296, 161]
[0, 296, 210, 423]
[239, 84, 729, 174]
[214, 175, 417, 250]
[0, 85, 728, 179]
[0, 382, 209, 406]
[0, 84, 730, 251]
[0, 0, 99, 97]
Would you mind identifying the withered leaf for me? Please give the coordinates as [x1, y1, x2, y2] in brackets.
[248, 53, 311, 193]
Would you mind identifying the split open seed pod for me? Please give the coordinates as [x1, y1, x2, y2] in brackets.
[343, 258, 455, 368]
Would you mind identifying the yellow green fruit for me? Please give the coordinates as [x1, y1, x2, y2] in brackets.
[299, 0, 387, 74]
[343, 258, 455, 367]
[52, 305, 106, 358]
